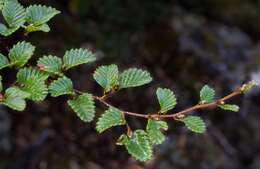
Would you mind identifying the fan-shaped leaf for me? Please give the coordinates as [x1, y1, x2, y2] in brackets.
[9, 41, 35, 68]
[0, 53, 9, 69]
[93, 64, 119, 92]
[16, 67, 48, 101]
[156, 88, 177, 113]
[179, 116, 206, 133]
[2, 0, 25, 28]
[200, 85, 215, 102]
[118, 130, 152, 161]
[146, 119, 168, 145]
[218, 104, 239, 112]
[96, 107, 125, 133]
[63, 48, 96, 70]
[26, 5, 60, 26]
[3, 87, 30, 111]
[49, 76, 74, 97]
[68, 93, 95, 122]
[37, 55, 63, 75]
[119, 68, 152, 88]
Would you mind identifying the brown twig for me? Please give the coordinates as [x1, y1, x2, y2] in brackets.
[79, 86, 244, 120]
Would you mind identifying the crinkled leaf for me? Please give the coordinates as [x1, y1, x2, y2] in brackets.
[218, 104, 240, 112]
[118, 130, 152, 162]
[93, 64, 119, 92]
[200, 85, 215, 102]
[156, 88, 177, 113]
[26, 5, 60, 26]
[16, 67, 49, 101]
[146, 119, 168, 145]
[96, 107, 125, 133]
[2, 0, 25, 28]
[3, 87, 30, 111]
[49, 76, 74, 97]
[8, 41, 35, 68]
[68, 93, 95, 122]
[17, 67, 49, 84]
[179, 116, 206, 134]
[0, 53, 9, 69]
[63, 48, 96, 70]
[37, 55, 63, 75]
[119, 68, 152, 88]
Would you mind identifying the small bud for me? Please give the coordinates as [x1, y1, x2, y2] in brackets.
[38, 64, 46, 71]
[0, 94, 4, 101]
[176, 114, 185, 119]
[240, 80, 257, 93]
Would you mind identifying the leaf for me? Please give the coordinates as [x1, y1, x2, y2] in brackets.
[156, 88, 177, 113]
[16, 67, 49, 101]
[0, 53, 9, 69]
[119, 68, 152, 88]
[2, 0, 25, 28]
[49, 76, 74, 97]
[17, 67, 49, 84]
[93, 64, 119, 92]
[118, 130, 152, 161]
[96, 107, 125, 133]
[63, 48, 96, 70]
[8, 41, 35, 68]
[67, 93, 95, 122]
[24, 23, 50, 33]
[200, 85, 215, 102]
[0, 23, 18, 36]
[146, 119, 168, 145]
[218, 104, 240, 112]
[3, 87, 30, 111]
[37, 55, 63, 75]
[25, 5, 60, 26]
[179, 116, 206, 134]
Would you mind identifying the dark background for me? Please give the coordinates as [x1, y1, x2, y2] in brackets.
[0, 0, 260, 169]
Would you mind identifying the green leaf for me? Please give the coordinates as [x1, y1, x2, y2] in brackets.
[119, 130, 152, 162]
[8, 41, 35, 68]
[0, 53, 9, 69]
[200, 85, 215, 102]
[63, 48, 96, 70]
[119, 68, 152, 88]
[16, 67, 49, 101]
[146, 119, 168, 145]
[24, 23, 50, 33]
[179, 116, 206, 134]
[49, 76, 74, 97]
[3, 87, 30, 111]
[68, 93, 95, 122]
[25, 5, 60, 26]
[156, 88, 177, 113]
[37, 55, 63, 75]
[218, 104, 240, 112]
[93, 64, 119, 93]
[96, 107, 125, 133]
[2, 0, 25, 28]
[0, 23, 18, 36]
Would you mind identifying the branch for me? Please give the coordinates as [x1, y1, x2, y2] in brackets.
[90, 86, 244, 119]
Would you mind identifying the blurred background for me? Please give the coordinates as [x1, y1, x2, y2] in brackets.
[1, 0, 260, 169]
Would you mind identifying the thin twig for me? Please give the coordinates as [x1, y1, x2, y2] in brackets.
[77, 87, 244, 120]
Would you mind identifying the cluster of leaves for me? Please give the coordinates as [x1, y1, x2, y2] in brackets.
[0, 0, 253, 162]
[0, 0, 60, 36]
